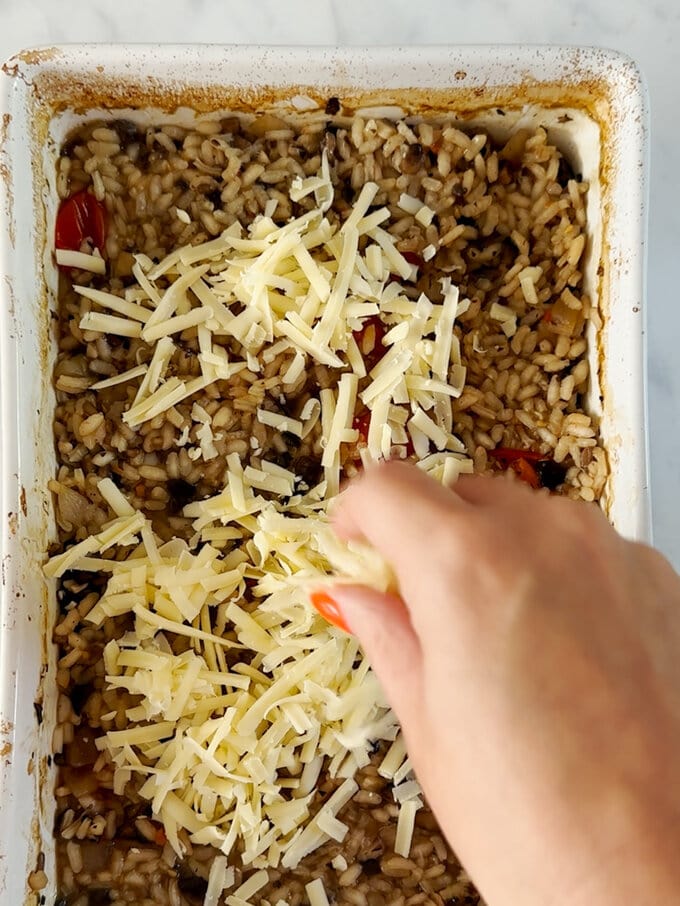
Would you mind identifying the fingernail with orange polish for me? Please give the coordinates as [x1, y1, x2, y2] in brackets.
[309, 590, 351, 634]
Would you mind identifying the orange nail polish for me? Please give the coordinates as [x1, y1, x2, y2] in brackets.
[309, 590, 351, 634]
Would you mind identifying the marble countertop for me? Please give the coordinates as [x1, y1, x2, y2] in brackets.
[1, 0, 678, 567]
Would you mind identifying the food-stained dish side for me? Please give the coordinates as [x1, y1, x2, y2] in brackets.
[44, 106, 603, 906]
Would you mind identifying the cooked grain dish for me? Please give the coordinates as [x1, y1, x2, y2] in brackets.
[45, 104, 605, 906]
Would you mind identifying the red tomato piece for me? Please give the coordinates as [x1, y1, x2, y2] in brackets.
[352, 409, 371, 445]
[488, 447, 544, 467]
[386, 250, 423, 287]
[55, 190, 107, 255]
[489, 446, 566, 490]
[489, 447, 542, 488]
[353, 315, 387, 372]
[401, 250, 424, 268]
[511, 457, 541, 489]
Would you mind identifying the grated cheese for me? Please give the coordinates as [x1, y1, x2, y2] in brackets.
[316, 808, 349, 842]
[282, 351, 306, 386]
[305, 878, 330, 906]
[518, 265, 543, 306]
[56, 248, 106, 274]
[397, 193, 422, 216]
[203, 855, 231, 906]
[378, 734, 407, 780]
[226, 869, 269, 906]
[415, 204, 435, 227]
[67, 162, 471, 469]
[49, 469, 400, 866]
[79, 311, 142, 338]
[490, 301, 518, 338]
[90, 363, 148, 391]
[393, 778, 423, 804]
[75, 285, 152, 322]
[97, 478, 135, 517]
[394, 798, 419, 858]
[321, 373, 358, 470]
[256, 408, 303, 438]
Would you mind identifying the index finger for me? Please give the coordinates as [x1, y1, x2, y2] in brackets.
[332, 460, 473, 602]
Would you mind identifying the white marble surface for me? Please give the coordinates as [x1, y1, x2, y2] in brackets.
[1, 0, 678, 567]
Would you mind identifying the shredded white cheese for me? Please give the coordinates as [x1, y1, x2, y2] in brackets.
[398, 193, 422, 216]
[48, 473, 399, 867]
[56, 248, 106, 274]
[256, 408, 303, 438]
[305, 878, 331, 906]
[394, 798, 419, 858]
[490, 301, 518, 338]
[226, 869, 269, 906]
[518, 265, 543, 306]
[204, 855, 232, 906]
[90, 363, 148, 391]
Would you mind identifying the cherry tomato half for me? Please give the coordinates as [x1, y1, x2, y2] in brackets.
[488, 447, 544, 467]
[352, 315, 387, 372]
[352, 409, 372, 445]
[489, 447, 566, 490]
[55, 190, 107, 255]
[401, 250, 424, 268]
[511, 456, 541, 489]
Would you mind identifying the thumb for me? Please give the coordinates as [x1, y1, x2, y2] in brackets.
[311, 585, 424, 732]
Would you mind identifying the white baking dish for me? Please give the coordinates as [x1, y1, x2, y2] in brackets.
[0, 44, 649, 904]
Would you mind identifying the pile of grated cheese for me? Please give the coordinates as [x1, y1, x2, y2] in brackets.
[77, 152, 472, 496]
[49, 153, 476, 902]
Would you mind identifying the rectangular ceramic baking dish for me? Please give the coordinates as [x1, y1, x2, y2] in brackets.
[0, 44, 649, 904]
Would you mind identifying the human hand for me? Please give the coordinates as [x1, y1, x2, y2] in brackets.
[315, 462, 680, 906]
